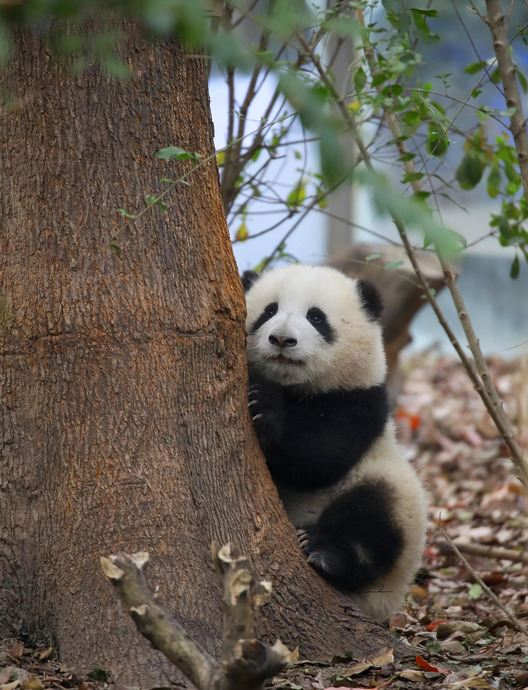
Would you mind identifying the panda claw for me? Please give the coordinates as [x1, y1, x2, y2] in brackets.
[252, 413, 263, 421]
[247, 399, 258, 409]
[248, 384, 260, 396]
[297, 528, 310, 551]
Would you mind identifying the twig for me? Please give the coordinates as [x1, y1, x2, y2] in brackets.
[440, 526, 528, 640]
[439, 540, 528, 565]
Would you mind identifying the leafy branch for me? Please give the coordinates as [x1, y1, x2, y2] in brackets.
[354, 6, 528, 492]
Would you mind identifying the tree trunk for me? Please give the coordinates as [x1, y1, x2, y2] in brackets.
[0, 25, 400, 687]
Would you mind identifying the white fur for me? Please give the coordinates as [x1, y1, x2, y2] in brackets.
[245, 265, 386, 392]
[276, 420, 427, 619]
[245, 264, 427, 619]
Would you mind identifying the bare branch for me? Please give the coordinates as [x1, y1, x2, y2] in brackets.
[100, 552, 222, 690]
[102, 548, 294, 690]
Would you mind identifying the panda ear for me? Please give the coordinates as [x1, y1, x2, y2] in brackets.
[241, 270, 260, 293]
[357, 280, 383, 320]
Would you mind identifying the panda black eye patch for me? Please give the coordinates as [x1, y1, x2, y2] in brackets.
[251, 302, 278, 332]
[306, 307, 335, 343]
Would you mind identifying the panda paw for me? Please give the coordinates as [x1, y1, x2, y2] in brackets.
[297, 528, 331, 575]
[248, 382, 284, 445]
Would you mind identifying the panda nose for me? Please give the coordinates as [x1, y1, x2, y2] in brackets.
[269, 334, 297, 348]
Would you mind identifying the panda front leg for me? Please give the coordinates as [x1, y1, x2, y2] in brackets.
[297, 481, 404, 593]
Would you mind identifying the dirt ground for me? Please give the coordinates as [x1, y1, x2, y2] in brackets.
[1, 353, 527, 689]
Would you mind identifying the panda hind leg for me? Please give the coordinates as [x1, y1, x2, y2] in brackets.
[298, 480, 404, 592]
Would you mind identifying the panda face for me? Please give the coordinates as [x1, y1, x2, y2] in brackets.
[247, 297, 335, 386]
[245, 265, 387, 391]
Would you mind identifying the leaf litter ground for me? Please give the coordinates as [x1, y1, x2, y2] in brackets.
[1, 354, 527, 690]
[277, 353, 528, 690]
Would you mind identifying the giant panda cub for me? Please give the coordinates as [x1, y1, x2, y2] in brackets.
[243, 264, 427, 619]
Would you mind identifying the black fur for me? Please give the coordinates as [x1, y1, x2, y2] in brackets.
[249, 377, 389, 490]
[250, 302, 278, 332]
[299, 480, 404, 592]
[357, 280, 383, 321]
[249, 300, 335, 345]
[306, 307, 335, 343]
[242, 270, 260, 292]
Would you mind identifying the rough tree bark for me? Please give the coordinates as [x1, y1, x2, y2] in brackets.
[0, 24, 402, 687]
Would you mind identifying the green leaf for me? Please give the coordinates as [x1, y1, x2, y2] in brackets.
[464, 61, 487, 75]
[416, 8, 439, 17]
[385, 260, 404, 270]
[278, 73, 347, 187]
[316, 186, 328, 209]
[118, 208, 136, 219]
[426, 126, 449, 157]
[383, 83, 403, 97]
[455, 152, 485, 190]
[235, 222, 249, 241]
[323, 16, 362, 38]
[490, 67, 501, 84]
[402, 110, 421, 125]
[517, 69, 528, 94]
[354, 66, 367, 95]
[504, 161, 519, 183]
[371, 73, 387, 88]
[510, 254, 520, 279]
[402, 172, 423, 183]
[144, 194, 167, 213]
[410, 8, 439, 40]
[468, 583, 482, 600]
[487, 166, 501, 198]
[365, 253, 382, 261]
[358, 168, 460, 259]
[156, 146, 202, 161]
[286, 179, 306, 208]
[414, 190, 431, 202]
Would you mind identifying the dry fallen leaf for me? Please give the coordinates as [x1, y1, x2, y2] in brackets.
[20, 678, 43, 690]
[0, 681, 20, 690]
[341, 648, 394, 677]
[0, 670, 13, 686]
[415, 655, 451, 673]
[6, 642, 24, 662]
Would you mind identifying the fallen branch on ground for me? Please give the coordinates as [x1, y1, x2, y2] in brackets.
[440, 526, 528, 641]
[439, 540, 528, 565]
